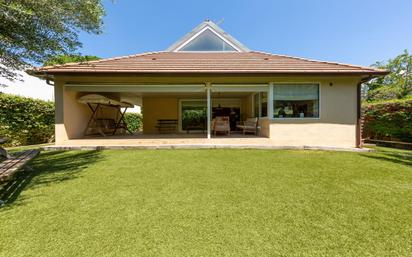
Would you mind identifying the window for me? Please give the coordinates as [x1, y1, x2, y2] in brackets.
[179, 29, 237, 52]
[181, 100, 207, 131]
[273, 84, 319, 118]
[254, 92, 267, 117]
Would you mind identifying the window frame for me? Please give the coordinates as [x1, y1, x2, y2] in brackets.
[272, 82, 321, 120]
[253, 92, 268, 118]
[178, 29, 237, 52]
[174, 27, 241, 52]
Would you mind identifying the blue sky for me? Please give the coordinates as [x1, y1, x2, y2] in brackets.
[78, 0, 412, 66]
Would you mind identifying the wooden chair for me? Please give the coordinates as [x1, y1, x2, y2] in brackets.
[213, 116, 230, 136]
[237, 117, 258, 135]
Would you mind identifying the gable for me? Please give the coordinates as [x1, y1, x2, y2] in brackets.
[178, 28, 237, 52]
[167, 20, 249, 52]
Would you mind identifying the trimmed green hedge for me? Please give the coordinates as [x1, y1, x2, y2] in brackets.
[0, 93, 55, 146]
[124, 113, 142, 133]
[363, 99, 412, 142]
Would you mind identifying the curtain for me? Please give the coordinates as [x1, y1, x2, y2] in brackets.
[274, 84, 319, 101]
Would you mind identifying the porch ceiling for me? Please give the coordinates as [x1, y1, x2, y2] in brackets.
[114, 91, 254, 98]
[65, 83, 268, 94]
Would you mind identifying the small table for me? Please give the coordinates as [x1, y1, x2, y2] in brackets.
[0, 138, 10, 159]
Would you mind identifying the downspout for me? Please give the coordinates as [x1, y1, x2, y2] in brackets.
[356, 82, 362, 148]
[356, 76, 373, 148]
[28, 70, 55, 86]
[46, 77, 54, 86]
[42, 72, 55, 86]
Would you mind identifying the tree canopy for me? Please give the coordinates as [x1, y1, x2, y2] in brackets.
[0, 0, 105, 82]
[364, 50, 412, 102]
[44, 54, 100, 66]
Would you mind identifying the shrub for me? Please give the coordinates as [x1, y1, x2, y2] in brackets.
[0, 93, 55, 146]
[124, 113, 142, 133]
[182, 109, 206, 129]
[363, 99, 412, 142]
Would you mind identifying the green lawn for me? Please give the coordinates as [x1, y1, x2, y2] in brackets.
[0, 148, 411, 257]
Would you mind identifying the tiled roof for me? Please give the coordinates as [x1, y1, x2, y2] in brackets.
[32, 51, 388, 75]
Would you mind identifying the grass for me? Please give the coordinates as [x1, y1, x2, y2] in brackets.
[0, 147, 411, 257]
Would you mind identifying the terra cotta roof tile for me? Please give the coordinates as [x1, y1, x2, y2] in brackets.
[32, 51, 388, 75]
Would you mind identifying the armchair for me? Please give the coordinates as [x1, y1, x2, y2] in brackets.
[213, 116, 230, 136]
[236, 117, 258, 135]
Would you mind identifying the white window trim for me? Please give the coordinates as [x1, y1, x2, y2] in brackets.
[174, 26, 242, 52]
[270, 82, 322, 120]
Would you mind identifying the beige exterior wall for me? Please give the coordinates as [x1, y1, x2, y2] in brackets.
[54, 74, 362, 147]
[142, 97, 179, 134]
[62, 90, 90, 140]
[259, 117, 270, 138]
[242, 94, 254, 119]
[269, 123, 356, 147]
[55, 80, 90, 143]
[54, 80, 68, 143]
[55, 80, 120, 142]
[267, 77, 358, 148]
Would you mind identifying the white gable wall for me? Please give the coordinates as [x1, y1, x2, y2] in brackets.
[167, 20, 249, 52]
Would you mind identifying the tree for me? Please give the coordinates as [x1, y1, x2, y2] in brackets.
[364, 50, 412, 102]
[0, 0, 105, 82]
[44, 54, 100, 66]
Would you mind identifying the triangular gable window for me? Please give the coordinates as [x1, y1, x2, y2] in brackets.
[178, 29, 237, 52]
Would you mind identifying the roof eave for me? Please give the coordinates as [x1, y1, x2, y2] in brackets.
[31, 70, 390, 77]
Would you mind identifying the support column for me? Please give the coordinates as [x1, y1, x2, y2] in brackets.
[268, 82, 274, 119]
[54, 80, 69, 143]
[356, 82, 362, 148]
[206, 82, 212, 139]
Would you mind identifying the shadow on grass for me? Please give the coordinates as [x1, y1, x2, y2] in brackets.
[0, 150, 102, 207]
[360, 148, 412, 167]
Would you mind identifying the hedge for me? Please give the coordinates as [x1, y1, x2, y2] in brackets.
[0, 93, 55, 146]
[124, 113, 143, 133]
[362, 99, 412, 142]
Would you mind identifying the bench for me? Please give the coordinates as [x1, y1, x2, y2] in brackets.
[364, 139, 412, 150]
[186, 124, 206, 134]
[0, 149, 40, 184]
[0, 138, 10, 159]
[155, 119, 178, 134]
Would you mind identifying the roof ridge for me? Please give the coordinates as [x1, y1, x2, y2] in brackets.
[250, 51, 386, 72]
[37, 51, 164, 70]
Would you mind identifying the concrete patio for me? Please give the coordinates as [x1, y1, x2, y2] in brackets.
[43, 133, 370, 152]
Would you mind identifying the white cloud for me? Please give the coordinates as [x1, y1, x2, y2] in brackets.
[0, 70, 54, 101]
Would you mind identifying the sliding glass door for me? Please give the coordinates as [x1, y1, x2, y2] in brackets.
[254, 92, 268, 118]
[181, 100, 207, 132]
[180, 99, 242, 132]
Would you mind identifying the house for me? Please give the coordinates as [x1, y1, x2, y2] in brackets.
[31, 20, 388, 148]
